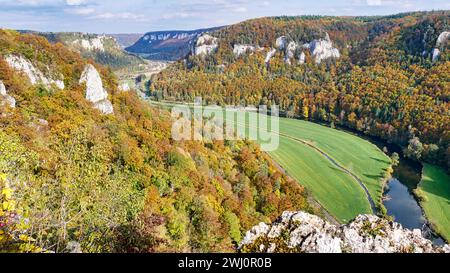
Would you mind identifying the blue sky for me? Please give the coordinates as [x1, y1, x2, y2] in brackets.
[0, 0, 449, 33]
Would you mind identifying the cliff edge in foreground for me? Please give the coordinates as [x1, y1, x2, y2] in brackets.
[240, 211, 449, 253]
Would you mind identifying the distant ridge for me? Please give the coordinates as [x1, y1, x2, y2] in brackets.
[125, 27, 223, 61]
[109, 33, 143, 48]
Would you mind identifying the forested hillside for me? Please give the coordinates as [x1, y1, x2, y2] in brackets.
[23, 31, 145, 70]
[0, 30, 310, 253]
[150, 11, 450, 170]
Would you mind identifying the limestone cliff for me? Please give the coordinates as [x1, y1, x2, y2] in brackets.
[240, 211, 449, 253]
[307, 34, 341, 64]
[79, 64, 113, 115]
[432, 31, 449, 62]
[5, 55, 65, 89]
[0, 80, 16, 109]
[266, 34, 340, 65]
[194, 34, 219, 56]
[233, 44, 257, 57]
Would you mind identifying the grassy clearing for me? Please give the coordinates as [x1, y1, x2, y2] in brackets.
[277, 119, 391, 207]
[417, 164, 450, 242]
[271, 137, 372, 222]
[231, 112, 381, 222]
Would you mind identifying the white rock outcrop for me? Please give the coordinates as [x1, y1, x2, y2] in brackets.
[233, 44, 256, 57]
[285, 41, 298, 64]
[0, 80, 15, 109]
[5, 55, 64, 89]
[240, 211, 449, 253]
[431, 31, 449, 62]
[265, 48, 277, 63]
[308, 34, 341, 64]
[299, 52, 306, 64]
[0, 81, 6, 96]
[194, 34, 219, 56]
[72, 36, 106, 52]
[79, 64, 113, 115]
[119, 82, 130, 92]
[436, 31, 450, 47]
[432, 48, 441, 63]
[266, 33, 339, 65]
[275, 36, 287, 50]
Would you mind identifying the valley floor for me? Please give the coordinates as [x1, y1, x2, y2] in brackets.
[152, 100, 391, 223]
[149, 100, 450, 241]
[234, 112, 390, 223]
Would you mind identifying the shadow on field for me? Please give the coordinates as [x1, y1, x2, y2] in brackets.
[370, 157, 391, 165]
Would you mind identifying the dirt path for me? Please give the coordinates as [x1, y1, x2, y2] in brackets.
[233, 118, 378, 214]
[278, 132, 378, 214]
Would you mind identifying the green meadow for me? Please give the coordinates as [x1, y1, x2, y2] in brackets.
[417, 164, 450, 242]
[229, 111, 390, 222]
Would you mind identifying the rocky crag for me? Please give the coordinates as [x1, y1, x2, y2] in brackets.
[240, 211, 450, 253]
[79, 64, 114, 115]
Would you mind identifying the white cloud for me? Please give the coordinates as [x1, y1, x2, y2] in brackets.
[66, 0, 87, 6]
[11, 0, 60, 6]
[234, 6, 247, 13]
[92, 12, 149, 22]
[367, 0, 382, 5]
[65, 7, 95, 15]
[162, 12, 196, 20]
[363, 0, 413, 7]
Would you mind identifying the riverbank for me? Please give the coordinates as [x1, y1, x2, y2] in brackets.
[416, 164, 450, 242]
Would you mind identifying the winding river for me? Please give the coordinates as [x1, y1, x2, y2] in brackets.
[383, 158, 445, 245]
[149, 100, 446, 244]
[333, 126, 446, 245]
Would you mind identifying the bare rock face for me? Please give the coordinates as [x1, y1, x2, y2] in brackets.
[72, 36, 107, 52]
[240, 211, 449, 253]
[308, 34, 341, 64]
[267, 33, 339, 65]
[233, 44, 256, 57]
[436, 31, 450, 47]
[119, 82, 130, 92]
[0, 80, 16, 109]
[194, 34, 219, 56]
[5, 55, 64, 89]
[265, 48, 277, 63]
[0, 80, 6, 96]
[79, 64, 113, 115]
[432, 31, 449, 62]
[276, 36, 288, 50]
[285, 41, 298, 64]
[299, 52, 306, 64]
[93, 99, 114, 115]
[432, 48, 441, 63]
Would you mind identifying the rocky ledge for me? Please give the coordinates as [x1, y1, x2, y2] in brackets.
[194, 34, 219, 56]
[5, 55, 65, 89]
[0, 80, 16, 109]
[239, 211, 449, 253]
[79, 64, 113, 115]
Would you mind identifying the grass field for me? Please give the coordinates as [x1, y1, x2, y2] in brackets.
[417, 164, 450, 242]
[270, 137, 372, 222]
[229, 111, 390, 222]
[278, 119, 391, 208]
[151, 101, 392, 223]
